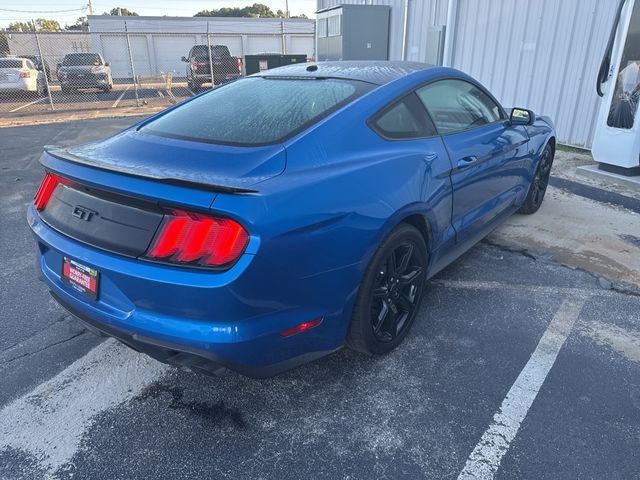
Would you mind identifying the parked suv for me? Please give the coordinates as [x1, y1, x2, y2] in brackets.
[181, 45, 241, 90]
[57, 53, 113, 93]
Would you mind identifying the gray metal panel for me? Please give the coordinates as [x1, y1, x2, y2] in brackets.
[317, 0, 408, 59]
[342, 5, 390, 60]
[449, 0, 617, 148]
[425, 25, 446, 65]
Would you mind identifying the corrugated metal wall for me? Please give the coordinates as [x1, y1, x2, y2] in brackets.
[448, 0, 617, 148]
[317, 0, 619, 147]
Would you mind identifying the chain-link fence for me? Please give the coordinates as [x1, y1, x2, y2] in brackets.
[0, 29, 313, 120]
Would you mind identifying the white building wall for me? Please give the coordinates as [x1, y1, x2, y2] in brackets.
[88, 15, 315, 79]
[316, 0, 618, 148]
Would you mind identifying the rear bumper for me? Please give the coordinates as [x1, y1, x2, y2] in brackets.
[50, 289, 337, 378]
[0, 80, 31, 92]
[28, 204, 346, 377]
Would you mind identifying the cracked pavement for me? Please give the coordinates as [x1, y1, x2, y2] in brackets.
[0, 118, 639, 479]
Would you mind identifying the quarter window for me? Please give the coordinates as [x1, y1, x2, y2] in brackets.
[416, 79, 503, 134]
[371, 94, 436, 140]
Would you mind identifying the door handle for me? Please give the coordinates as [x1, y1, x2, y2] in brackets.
[457, 155, 478, 169]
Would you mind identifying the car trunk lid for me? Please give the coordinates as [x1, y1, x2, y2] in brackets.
[37, 128, 284, 259]
[47, 128, 286, 192]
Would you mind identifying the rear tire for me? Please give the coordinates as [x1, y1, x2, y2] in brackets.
[347, 224, 428, 355]
[518, 144, 554, 214]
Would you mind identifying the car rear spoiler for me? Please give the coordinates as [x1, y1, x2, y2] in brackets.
[43, 146, 258, 194]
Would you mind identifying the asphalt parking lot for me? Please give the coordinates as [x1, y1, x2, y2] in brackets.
[0, 118, 639, 479]
[0, 82, 195, 116]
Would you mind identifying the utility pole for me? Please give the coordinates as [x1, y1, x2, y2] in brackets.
[285, 0, 289, 18]
[87, 0, 93, 15]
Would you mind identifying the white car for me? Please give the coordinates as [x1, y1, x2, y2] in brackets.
[0, 57, 46, 96]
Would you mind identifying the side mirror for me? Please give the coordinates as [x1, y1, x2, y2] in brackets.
[510, 107, 535, 125]
[104, 61, 110, 66]
[181, 56, 188, 62]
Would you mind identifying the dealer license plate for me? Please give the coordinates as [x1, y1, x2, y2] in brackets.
[61, 257, 99, 300]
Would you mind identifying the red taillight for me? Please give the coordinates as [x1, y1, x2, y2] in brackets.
[279, 318, 323, 337]
[192, 61, 198, 72]
[34, 173, 67, 211]
[145, 210, 249, 268]
[20, 70, 31, 78]
[236, 58, 242, 72]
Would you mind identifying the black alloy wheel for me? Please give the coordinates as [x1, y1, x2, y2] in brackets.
[518, 144, 554, 214]
[370, 241, 424, 343]
[347, 223, 428, 355]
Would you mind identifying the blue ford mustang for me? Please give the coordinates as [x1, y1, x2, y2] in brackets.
[28, 62, 555, 377]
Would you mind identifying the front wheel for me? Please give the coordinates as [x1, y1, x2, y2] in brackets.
[347, 223, 428, 355]
[518, 144, 554, 214]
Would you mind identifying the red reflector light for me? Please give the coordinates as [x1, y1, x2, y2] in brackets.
[20, 70, 31, 78]
[34, 173, 67, 211]
[279, 318, 323, 337]
[145, 210, 249, 268]
[192, 61, 198, 71]
[236, 58, 242, 72]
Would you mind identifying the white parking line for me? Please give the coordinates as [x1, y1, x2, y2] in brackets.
[111, 85, 130, 108]
[157, 90, 164, 98]
[0, 339, 168, 472]
[457, 298, 586, 480]
[9, 97, 46, 113]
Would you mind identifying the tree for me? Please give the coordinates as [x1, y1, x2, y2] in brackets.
[6, 21, 33, 32]
[36, 19, 61, 31]
[104, 7, 139, 16]
[6, 19, 61, 32]
[195, 3, 277, 18]
[65, 16, 88, 31]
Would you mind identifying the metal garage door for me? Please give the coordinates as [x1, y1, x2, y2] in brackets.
[288, 36, 314, 58]
[245, 35, 282, 55]
[208, 36, 243, 57]
[100, 34, 151, 79]
[152, 35, 198, 77]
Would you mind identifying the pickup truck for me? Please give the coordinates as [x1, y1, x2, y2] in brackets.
[182, 45, 242, 90]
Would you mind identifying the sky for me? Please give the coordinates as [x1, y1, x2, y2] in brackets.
[0, 0, 318, 28]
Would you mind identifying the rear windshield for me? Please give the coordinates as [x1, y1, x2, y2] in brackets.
[0, 59, 22, 68]
[63, 54, 101, 66]
[142, 77, 374, 146]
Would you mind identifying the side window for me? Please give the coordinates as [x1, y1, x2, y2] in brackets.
[25, 60, 34, 69]
[416, 79, 503, 134]
[371, 94, 436, 140]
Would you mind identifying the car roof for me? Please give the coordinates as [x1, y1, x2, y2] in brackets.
[256, 61, 434, 86]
